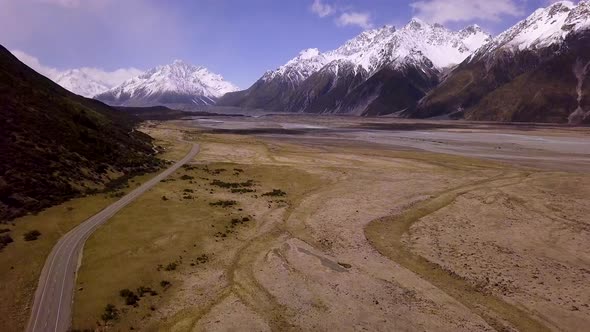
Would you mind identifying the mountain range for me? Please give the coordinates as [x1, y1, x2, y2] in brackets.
[11, 1, 590, 124]
[218, 19, 491, 116]
[219, 0, 590, 123]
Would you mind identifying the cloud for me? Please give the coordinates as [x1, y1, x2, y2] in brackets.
[10, 50, 61, 78]
[310, 0, 334, 17]
[10, 49, 142, 96]
[336, 11, 373, 29]
[410, 0, 525, 24]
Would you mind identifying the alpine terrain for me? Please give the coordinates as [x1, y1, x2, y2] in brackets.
[95, 60, 239, 108]
[218, 19, 491, 115]
[411, 0, 590, 123]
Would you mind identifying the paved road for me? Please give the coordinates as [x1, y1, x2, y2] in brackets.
[26, 143, 200, 332]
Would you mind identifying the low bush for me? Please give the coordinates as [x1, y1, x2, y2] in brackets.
[210, 179, 254, 189]
[164, 262, 177, 271]
[209, 200, 237, 207]
[160, 280, 171, 288]
[231, 188, 254, 194]
[119, 289, 139, 306]
[262, 189, 287, 197]
[101, 304, 119, 322]
[0, 234, 14, 250]
[24, 230, 41, 241]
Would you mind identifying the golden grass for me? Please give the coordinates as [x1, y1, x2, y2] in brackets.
[71, 137, 322, 331]
[0, 171, 158, 332]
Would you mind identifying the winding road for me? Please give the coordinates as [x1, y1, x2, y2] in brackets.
[26, 143, 200, 332]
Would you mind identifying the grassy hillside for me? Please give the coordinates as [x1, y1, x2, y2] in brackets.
[0, 45, 161, 222]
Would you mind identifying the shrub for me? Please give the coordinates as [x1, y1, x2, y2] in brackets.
[161, 196, 168, 201]
[124, 293, 139, 306]
[160, 280, 171, 288]
[24, 230, 41, 241]
[164, 262, 177, 271]
[101, 304, 119, 322]
[183, 189, 194, 193]
[262, 189, 287, 197]
[119, 289, 133, 297]
[180, 175, 194, 180]
[0, 228, 10, 234]
[0, 234, 14, 250]
[231, 188, 254, 194]
[119, 289, 139, 306]
[210, 179, 254, 189]
[209, 200, 237, 207]
[136, 286, 158, 297]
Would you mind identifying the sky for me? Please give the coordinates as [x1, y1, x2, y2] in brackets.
[0, 0, 571, 88]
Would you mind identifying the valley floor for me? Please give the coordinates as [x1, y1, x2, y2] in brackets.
[20, 116, 590, 331]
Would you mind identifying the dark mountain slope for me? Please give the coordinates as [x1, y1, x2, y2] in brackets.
[0, 45, 160, 221]
[411, 32, 590, 123]
[411, 1, 590, 123]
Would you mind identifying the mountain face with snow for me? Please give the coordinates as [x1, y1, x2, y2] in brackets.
[95, 60, 239, 107]
[219, 19, 491, 115]
[53, 68, 143, 98]
[412, 1, 590, 123]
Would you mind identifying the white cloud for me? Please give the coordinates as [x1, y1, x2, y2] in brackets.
[10, 50, 61, 78]
[10, 49, 142, 97]
[310, 0, 334, 17]
[410, 0, 524, 24]
[336, 11, 373, 29]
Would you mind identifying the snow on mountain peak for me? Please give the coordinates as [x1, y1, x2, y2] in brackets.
[262, 19, 491, 85]
[102, 60, 238, 100]
[476, 0, 590, 56]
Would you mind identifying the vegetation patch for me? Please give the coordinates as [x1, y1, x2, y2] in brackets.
[262, 189, 287, 197]
[23, 230, 41, 241]
[210, 179, 254, 189]
[209, 200, 237, 207]
[0, 234, 14, 250]
[101, 304, 119, 322]
[231, 188, 255, 194]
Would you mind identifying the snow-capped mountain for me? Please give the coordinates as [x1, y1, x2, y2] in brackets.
[475, 0, 590, 56]
[95, 60, 239, 107]
[53, 68, 143, 98]
[219, 19, 491, 115]
[413, 0, 590, 123]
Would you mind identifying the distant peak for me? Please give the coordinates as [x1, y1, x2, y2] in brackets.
[408, 17, 426, 27]
[172, 59, 187, 65]
[461, 24, 483, 33]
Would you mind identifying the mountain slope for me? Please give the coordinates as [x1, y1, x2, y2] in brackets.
[218, 19, 490, 115]
[95, 60, 239, 107]
[0, 45, 161, 221]
[411, 1, 590, 123]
